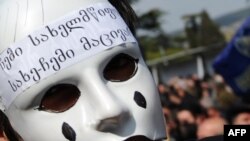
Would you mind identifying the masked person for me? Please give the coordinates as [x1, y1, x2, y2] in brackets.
[0, 0, 166, 141]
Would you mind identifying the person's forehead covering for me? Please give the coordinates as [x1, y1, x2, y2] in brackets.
[0, 0, 107, 50]
[0, 0, 137, 110]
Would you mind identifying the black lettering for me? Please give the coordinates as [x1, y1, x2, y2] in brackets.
[104, 8, 116, 19]
[0, 58, 4, 70]
[39, 57, 50, 71]
[40, 34, 49, 42]
[98, 9, 106, 17]
[87, 7, 99, 22]
[16, 80, 23, 87]
[117, 29, 127, 41]
[80, 37, 92, 50]
[28, 35, 41, 46]
[18, 70, 30, 82]
[7, 48, 15, 61]
[100, 34, 113, 46]
[91, 39, 100, 47]
[50, 57, 61, 71]
[66, 17, 84, 32]
[58, 25, 69, 37]
[0, 48, 23, 71]
[4, 57, 11, 70]
[46, 26, 59, 37]
[124, 27, 131, 36]
[55, 49, 67, 62]
[110, 31, 118, 39]
[15, 48, 23, 56]
[30, 68, 41, 81]
[8, 80, 18, 92]
[79, 10, 90, 22]
[66, 50, 75, 58]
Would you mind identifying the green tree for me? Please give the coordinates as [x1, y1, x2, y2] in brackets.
[128, 0, 169, 60]
[184, 10, 225, 48]
[137, 9, 163, 32]
[200, 11, 225, 46]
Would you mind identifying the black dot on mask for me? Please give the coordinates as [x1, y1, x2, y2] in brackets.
[62, 122, 76, 141]
[134, 91, 147, 109]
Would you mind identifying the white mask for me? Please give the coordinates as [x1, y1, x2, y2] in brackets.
[0, 0, 166, 141]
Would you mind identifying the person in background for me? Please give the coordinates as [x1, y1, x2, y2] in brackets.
[226, 104, 250, 125]
[196, 117, 227, 140]
[171, 102, 207, 141]
[212, 74, 239, 112]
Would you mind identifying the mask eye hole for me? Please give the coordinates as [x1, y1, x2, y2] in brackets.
[38, 84, 80, 113]
[103, 53, 139, 82]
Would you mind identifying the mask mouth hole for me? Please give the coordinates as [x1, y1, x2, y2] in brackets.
[38, 84, 80, 113]
[103, 53, 138, 82]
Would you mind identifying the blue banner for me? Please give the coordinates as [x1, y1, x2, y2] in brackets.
[213, 16, 250, 97]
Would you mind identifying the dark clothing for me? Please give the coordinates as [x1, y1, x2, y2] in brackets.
[186, 135, 223, 141]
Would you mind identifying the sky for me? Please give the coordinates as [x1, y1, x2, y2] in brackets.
[132, 0, 249, 33]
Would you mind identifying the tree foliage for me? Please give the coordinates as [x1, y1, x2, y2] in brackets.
[138, 9, 163, 31]
[128, 0, 168, 60]
[184, 10, 225, 48]
[128, 1, 226, 60]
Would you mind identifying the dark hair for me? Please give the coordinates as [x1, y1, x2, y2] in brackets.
[226, 103, 250, 124]
[177, 102, 207, 118]
[0, 110, 23, 141]
[108, 0, 138, 35]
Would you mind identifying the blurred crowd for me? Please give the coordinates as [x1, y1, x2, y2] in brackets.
[158, 73, 250, 141]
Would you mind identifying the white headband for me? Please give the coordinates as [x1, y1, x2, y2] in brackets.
[0, 2, 137, 109]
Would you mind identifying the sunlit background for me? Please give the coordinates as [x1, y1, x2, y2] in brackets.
[129, 1, 250, 141]
[129, 0, 250, 83]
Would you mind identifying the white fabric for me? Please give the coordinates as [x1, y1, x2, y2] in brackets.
[0, 2, 136, 109]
